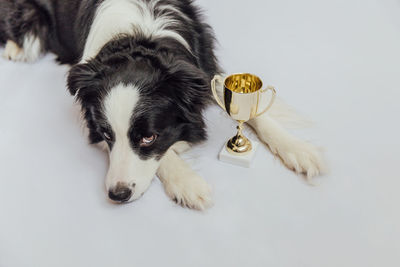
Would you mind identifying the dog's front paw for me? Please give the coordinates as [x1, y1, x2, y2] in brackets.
[164, 173, 213, 210]
[273, 140, 325, 180]
[3, 40, 24, 61]
[3, 37, 41, 62]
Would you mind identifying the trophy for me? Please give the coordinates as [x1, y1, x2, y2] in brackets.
[211, 73, 276, 167]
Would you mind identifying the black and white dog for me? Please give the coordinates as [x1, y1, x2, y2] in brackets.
[0, 0, 324, 209]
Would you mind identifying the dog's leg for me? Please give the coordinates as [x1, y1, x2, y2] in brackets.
[157, 149, 213, 210]
[247, 112, 325, 180]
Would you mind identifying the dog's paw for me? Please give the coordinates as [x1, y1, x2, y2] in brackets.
[3, 40, 24, 61]
[273, 140, 325, 180]
[164, 173, 213, 210]
[3, 36, 41, 62]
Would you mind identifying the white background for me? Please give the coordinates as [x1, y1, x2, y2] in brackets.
[1, 0, 399, 266]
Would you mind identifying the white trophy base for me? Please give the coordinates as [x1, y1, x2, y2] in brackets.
[218, 139, 259, 168]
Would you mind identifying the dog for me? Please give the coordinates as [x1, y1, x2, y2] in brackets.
[0, 0, 324, 210]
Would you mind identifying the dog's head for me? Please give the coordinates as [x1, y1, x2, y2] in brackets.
[67, 38, 210, 203]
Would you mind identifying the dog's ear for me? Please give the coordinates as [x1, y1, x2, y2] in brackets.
[166, 60, 211, 113]
[164, 61, 211, 143]
[67, 62, 100, 96]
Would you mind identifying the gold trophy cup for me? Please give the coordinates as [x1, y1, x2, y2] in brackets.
[211, 73, 276, 164]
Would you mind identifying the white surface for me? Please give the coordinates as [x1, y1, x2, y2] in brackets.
[219, 139, 259, 168]
[1, 0, 400, 266]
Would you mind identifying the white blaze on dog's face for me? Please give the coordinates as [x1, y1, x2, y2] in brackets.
[103, 84, 160, 202]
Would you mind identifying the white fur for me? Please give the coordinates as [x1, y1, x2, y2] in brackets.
[170, 141, 191, 154]
[157, 149, 213, 210]
[248, 112, 325, 180]
[104, 84, 159, 201]
[3, 35, 41, 62]
[3, 40, 21, 61]
[81, 0, 190, 62]
[267, 97, 313, 129]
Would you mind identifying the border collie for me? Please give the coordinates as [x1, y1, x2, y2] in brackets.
[0, 0, 324, 210]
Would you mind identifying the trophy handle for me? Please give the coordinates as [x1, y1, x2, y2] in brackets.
[211, 75, 226, 110]
[256, 85, 277, 117]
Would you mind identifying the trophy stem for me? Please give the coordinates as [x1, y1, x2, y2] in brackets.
[226, 121, 253, 155]
[237, 121, 244, 137]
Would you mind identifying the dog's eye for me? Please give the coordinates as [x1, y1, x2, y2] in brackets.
[140, 135, 157, 147]
[103, 132, 112, 141]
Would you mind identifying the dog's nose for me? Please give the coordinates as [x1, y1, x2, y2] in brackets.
[108, 183, 133, 203]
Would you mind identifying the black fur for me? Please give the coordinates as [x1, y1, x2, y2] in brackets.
[1, 0, 219, 160]
[0, 0, 101, 63]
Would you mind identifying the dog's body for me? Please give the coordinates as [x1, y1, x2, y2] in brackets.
[1, 0, 324, 209]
